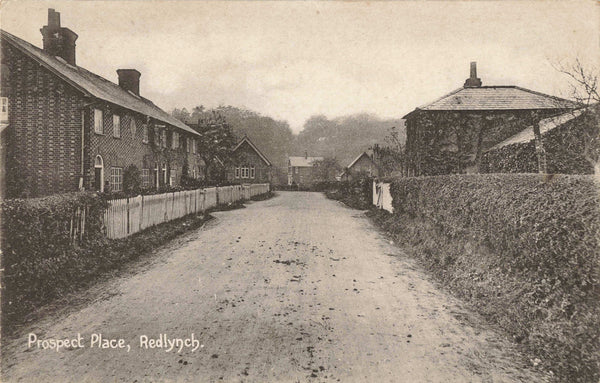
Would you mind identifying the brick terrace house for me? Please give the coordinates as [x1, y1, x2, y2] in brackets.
[227, 136, 272, 184]
[0, 9, 204, 198]
[403, 62, 581, 176]
[339, 151, 379, 181]
[287, 153, 323, 187]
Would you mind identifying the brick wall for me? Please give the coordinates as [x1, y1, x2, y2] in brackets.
[228, 141, 271, 183]
[2, 39, 203, 197]
[2, 41, 85, 198]
[86, 104, 204, 192]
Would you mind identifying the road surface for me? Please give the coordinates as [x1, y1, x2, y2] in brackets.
[3, 191, 547, 382]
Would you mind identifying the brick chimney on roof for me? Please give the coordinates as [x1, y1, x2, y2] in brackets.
[117, 69, 141, 96]
[40, 9, 78, 66]
[464, 61, 482, 88]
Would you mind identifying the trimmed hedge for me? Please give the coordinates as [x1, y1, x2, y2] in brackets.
[379, 174, 599, 382]
[324, 177, 374, 210]
[2, 192, 108, 324]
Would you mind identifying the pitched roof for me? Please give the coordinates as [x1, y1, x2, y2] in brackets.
[404, 86, 580, 118]
[489, 108, 586, 150]
[1, 29, 198, 136]
[232, 136, 272, 166]
[289, 156, 323, 167]
[347, 152, 374, 169]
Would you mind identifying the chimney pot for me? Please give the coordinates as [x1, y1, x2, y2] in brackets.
[464, 61, 482, 88]
[117, 69, 141, 96]
[41, 8, 78, 66]
[304, 151, 308, 159]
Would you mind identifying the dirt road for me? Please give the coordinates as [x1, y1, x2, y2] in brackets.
[3, 192, 547, 382]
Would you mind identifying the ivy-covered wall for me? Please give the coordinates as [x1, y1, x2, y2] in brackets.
[481, 111, 598, 174]
[405, 109, 561, 176]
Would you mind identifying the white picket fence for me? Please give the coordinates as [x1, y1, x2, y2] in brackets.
[373, 180, 394, 213]
[103, 184, 270, 239]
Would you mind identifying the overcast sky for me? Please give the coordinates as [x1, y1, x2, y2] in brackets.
[1, 1, 598, 133]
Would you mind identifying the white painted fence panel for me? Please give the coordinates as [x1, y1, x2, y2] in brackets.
[373, 180, 394, 213]
[103, 184, 269, 239]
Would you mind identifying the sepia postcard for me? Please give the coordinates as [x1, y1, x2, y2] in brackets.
[0, 1, 598, 382]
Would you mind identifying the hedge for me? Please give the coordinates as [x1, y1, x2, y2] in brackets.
[379, 174, 600, 382]
[2, 192, 108, 323]
[324, 177, 374, 210]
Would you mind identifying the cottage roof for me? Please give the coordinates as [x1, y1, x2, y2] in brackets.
[232, 136, 272, 166]
[489, 108, 586, 150]
[1, 29, 198, 136]
[404, 86, 580, 118]
[289, 156, 324, 167]
[347, 152, 373, 169]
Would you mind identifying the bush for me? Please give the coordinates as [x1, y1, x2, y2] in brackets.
[2, 192, 108, 324]
[324, 177, 373, 209]
[379, 174, 599, 382]
[123, 164, 142, 195]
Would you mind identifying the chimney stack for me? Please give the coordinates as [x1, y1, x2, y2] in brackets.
[304, 151, 308, 159]
[117, 69, 141, 96]
[463, 61, 482, 88]
[40, 9, 78, 66]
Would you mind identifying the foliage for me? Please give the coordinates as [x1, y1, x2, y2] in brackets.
[173, 105, 295, 181]
[372, 125, 406, 176]
[481, 109, 599, 174]
[405, 110, 559, 176]
[379, 174, 600, 382]
[311, 157, 342, 182]
[297, 114, 406, 167]
[123, 164, 142, 195]
[323, 176, 374, 210]
[1, 192, 109, 325]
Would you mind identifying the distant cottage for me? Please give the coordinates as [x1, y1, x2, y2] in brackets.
[339, 151, 379, 181]
[403, 62, 581, 176]
[0, 9, 204, 198]
[288, 153, 323, 187]
[227, 136, 272, 183]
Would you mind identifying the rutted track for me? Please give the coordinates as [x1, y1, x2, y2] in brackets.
[2, 191, 547, 382]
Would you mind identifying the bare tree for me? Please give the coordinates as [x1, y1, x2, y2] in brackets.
[554, 59, 600, 175]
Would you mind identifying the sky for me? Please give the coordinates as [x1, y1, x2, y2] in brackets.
[1, 0, 598, 133]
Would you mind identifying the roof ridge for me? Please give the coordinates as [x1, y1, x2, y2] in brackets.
[1, 28, 197, 136]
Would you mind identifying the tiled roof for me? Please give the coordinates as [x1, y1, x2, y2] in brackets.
[404, 86, 580, 118]
[233, 136, 272, 166]
[489, 109, 585, 150]
[289, 156, 323, 167]
[1, 29, 198, 136]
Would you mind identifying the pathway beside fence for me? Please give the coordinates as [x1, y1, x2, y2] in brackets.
[103, 184, 270, 239]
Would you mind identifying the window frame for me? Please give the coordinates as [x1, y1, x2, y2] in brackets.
[94, 108, 103, 134]
[235, 167, 240, 179]
[172, 131, 179, 149]
[130, 116, 136, 138]
[142, 124, 149, 143]
[113, 114, 121, 138]
[110, 167, 123, 192]
[141, 168, 150, 188]
[250, 166, 255, 179]
[0, 97, 8, 122]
